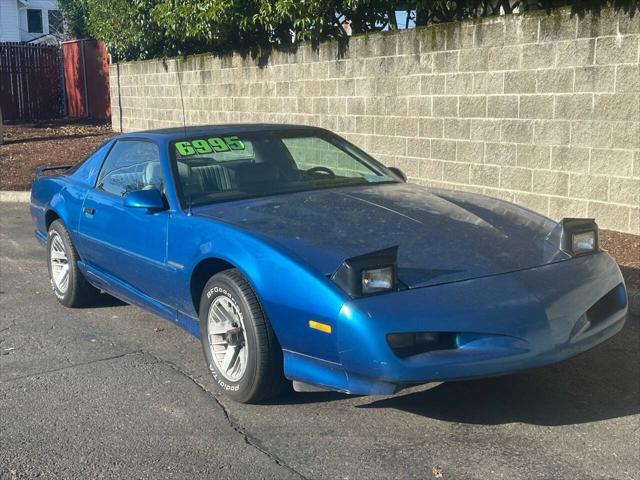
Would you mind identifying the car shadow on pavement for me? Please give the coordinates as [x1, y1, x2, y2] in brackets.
[357, 320, 639, 426]
[276, 390, 354, 405]
[85, 293, 128, 309]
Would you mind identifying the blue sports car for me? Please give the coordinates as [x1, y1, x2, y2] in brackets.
[30, 124, 628, 403]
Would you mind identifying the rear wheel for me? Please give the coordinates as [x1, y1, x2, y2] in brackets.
[199, 269, 288, 403]
[47, 220, 99, 307]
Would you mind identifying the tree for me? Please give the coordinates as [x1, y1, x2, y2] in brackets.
[151, 0, 267, 54]
[57, 0, 91, 39]
[59, 0, 190, 60]
[71, 0, 638, 61]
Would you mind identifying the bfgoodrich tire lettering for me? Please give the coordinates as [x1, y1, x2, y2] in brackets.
[47, 220, 99, 308]
[199, 268, 288, 403]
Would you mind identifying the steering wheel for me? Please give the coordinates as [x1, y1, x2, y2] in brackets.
[306, 166, 336, 178]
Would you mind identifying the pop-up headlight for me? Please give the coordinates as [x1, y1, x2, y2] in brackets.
[331, 247, 398, 297]
[559, 218, 599, 256]
[572, 230, 597, 255]
[362, 266, 394, 294]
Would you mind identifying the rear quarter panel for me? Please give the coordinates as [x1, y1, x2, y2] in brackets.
[30, 176, 67, 239]
[31, 177, 88, 245]
[30, 139, 113, 243]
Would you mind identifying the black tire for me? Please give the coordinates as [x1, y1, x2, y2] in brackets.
[199, 269, 288, 403]
[47, 220, 100, 308]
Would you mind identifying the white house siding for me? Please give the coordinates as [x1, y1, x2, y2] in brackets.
[17, 0, 59, 41]
[0, 0, 21, 42]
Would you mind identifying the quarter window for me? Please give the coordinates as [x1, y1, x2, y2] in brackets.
[97, 141, 163, 197]
[27, 9, 43, 34]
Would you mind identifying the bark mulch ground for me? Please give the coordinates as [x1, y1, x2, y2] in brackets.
[0, 119, 115, 191]
[600, 230, 640, 293]
[0, 120, 637, 291]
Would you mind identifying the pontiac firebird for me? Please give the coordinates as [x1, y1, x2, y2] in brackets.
[30, 124, 628, 403]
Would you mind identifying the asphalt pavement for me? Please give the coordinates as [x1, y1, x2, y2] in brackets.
[1, 202, 638, 480]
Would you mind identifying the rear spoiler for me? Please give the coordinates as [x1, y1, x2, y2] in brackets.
[35, 165, 72, 178]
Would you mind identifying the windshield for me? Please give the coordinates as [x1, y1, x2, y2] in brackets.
[169, 130, 398, 207]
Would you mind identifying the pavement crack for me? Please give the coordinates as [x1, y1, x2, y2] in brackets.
[0, 320, 17, 338]
[144, 351, 309, 480]
[0, 350, 143, 383]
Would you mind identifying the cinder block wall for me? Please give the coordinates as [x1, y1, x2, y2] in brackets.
[109, 8, 640, 234]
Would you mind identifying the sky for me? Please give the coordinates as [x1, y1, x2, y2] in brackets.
[395, 10, 417, 29]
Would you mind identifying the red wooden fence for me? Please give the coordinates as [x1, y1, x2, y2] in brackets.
[62, 39, 111, 119]
[0, 43, 65, 121]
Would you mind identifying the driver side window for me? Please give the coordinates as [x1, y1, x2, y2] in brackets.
[97, 140, 162, 197]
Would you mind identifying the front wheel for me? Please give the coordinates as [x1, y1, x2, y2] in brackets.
[199, 269, 288, 403]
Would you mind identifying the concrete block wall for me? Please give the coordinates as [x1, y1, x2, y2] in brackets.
[109, 7, 640, 234]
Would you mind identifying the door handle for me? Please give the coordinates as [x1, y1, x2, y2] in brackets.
[83, 207, 95, 216]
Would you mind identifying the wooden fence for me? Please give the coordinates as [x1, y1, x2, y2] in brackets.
[63, 39, 111, 119]
[0, 43, 65, 121]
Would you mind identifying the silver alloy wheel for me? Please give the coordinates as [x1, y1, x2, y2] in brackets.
[49, 232, 70, 294]
[207, 295, 248, 382]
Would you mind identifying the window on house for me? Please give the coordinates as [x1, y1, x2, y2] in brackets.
[27, 9, 43, 34]
[48, 10, 64, 36]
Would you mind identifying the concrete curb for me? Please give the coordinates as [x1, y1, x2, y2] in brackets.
[0, 191, 30, 202]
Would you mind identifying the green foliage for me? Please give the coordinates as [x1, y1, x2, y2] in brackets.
[57, 0, 90, 39]
[59, 0, 193, 60]
[85, 0, 183, 61]
[150, 0, 268, 53]
[70, 0, 638, 61]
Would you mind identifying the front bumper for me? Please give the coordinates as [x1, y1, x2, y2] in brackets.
[284, 252, 627, 395]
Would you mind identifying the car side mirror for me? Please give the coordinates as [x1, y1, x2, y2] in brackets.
[123, 188, 165, 212]
[388, 166, 407, 182]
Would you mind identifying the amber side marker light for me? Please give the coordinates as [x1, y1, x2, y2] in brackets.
[309, 320, 332, 334]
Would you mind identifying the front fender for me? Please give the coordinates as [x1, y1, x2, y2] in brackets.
[169, 213, 349, 363]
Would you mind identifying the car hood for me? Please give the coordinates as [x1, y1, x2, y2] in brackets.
[193, 183, 569, 289]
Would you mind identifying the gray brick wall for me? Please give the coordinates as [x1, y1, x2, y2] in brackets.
[109, 7, 640, 234]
